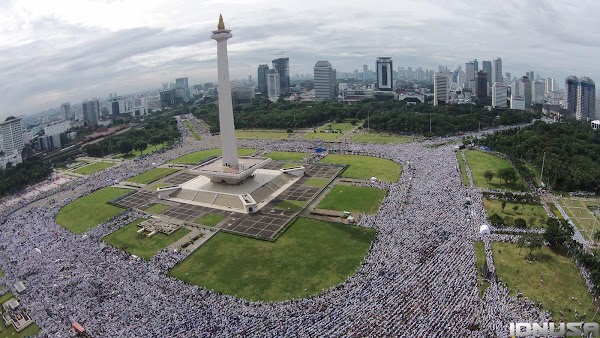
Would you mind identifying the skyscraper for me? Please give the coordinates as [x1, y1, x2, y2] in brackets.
[0, 116, 24, 168]
[476, 70, 488, 102]
[272, 57, 290, 96]
[433, 72, 450, 106]
[566, 75, 579, 114]
[482, 61, 492, 88]
[492, 58, 503, 84]
[363, 65, 368, 80]
[518, 76, 531, 108]
[465, 59, 478, 89]
[82, 98, 100, 125]
[576, 77, 595, 121]
[532, 81, 545, 104]
[375, 57, 393, 91]
[314, 61, 336, 100]
[492, 82, 508, 108]
[61, 102, 72, 121]
[267, 72, 280, 99]
[257, 64, 269, 95]
[175, 77, 190, 102]
[545, 78, 556, 92]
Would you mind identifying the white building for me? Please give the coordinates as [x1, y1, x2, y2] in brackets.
[314, 61, 336, 100]
[433, 72, 450, 106]
[492, 58, 503, 85]
[492, 82, 508, 108]
[82, 98, 100, 125]
[142, 95, 161, 112]
[591, 120, 600, 130]
[0, 116, 24, 168]
[545, 78, 557, 93]
[532, 81, 545, 104]
[267, 72, 280, 100]
[510, 95, 525, 110]
[375, 57, 393, 91]
[108, 96, 127, 115]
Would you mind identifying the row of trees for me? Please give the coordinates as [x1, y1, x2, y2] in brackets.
[479, 121, 600, 192]
[189, 98, 535, 137]
[483, 168, 518, 184]
[0, 158, 52, 198]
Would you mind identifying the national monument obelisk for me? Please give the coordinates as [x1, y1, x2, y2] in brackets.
[211, 14, 239, 168]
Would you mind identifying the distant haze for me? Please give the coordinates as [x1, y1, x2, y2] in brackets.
[0, 0, 599, 120]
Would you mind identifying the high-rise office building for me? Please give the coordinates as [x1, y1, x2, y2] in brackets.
[82, 98, 100, 125]
[0, 116, 24, 169]
[60, 102, 72, 121]
[175, 77, 190, 102]
[482, 61, 492, 88]
[257, 64, 269, 95]
[465, 59, 478, 89]
[492, 58, 503, 85]
[375, 57, 393, 91]
[492, 82, 508, 108]
[532, 81, 545, 104]
[363, 65, 368, 80]
[433, 72, 450, 106]
[518, 76, 531, 108]
[576, 77, 595, 121]
[314, 61, 336, 100]
[108, 96, 127, 115]
[545, 78, 556, 92]
[566, 75, 579, 114]
[267, 72, 280, 99]
[510, 95, 525, 110]
[476, 70, 488, 102]
[272, 58, 290, 96]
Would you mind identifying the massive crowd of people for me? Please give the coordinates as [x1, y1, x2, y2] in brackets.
[0, 116, 568, 337]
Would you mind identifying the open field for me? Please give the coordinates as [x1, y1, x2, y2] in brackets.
[558, 198, 600, 242]
[352, 134, 414, 144]
[184, 120, 202, 140]
[168, 148, 255, 165]
[473, 241, 489, 297]
[194, 213, 226, 227]
[456, 152, 470, 187]
[128, 168, 179, 184]
[492, 242, 596, 322]
[464, 150, 528, 191]
[303, 177, 330, 188]
[117, 142, 168, 159]
[318, 185, 387, 214]
[72, 161, 115, 175]
[483, 197, 548, 228]
[55, 187, 129, 234]
[169, 218, 376, 301]
[236, 130, 292, 140]
[264, 151, 308, 161]
[145, 203, 170, 214]
[275, 200, 306, 212]
[302, 132, 341, 141]
[0, 292, 40, 338]
[318, 122, 355, 132]
[103, 219, 191, 260]
[320, 154, 401, 182]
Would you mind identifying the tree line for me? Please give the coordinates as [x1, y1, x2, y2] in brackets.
[0, 158, 53, 198]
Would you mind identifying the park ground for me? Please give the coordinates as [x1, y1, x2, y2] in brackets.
[318, 185, 387, 214]
[195, 213, 226, 227]
[72, 161, 115, 175]
[473, 241, 489, 297]
[482, 198, 548, 228]
[128, 168, 179, 185]
[321, 154, 401, 182]
[464, 150, 528, 191]
[263, 151, 308, 162]
[558, 197, 600, 242]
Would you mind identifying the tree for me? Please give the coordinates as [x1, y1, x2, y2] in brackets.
[134, 140, 148, 156]
[501, 200, 507, 211]
[149, 136, 162, 151]
[489, 213, 503, 226]
[545, 218, 567, 246]
[513, 205, 519, 213]
[514, 218, 527, 228]
[595, 230, 600, 243]
[118, 139, 133, 155]
[526, 234, 544, 259]
[484, 170, 494, 183]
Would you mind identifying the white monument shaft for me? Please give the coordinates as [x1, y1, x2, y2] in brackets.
[211, 18, 239, 168]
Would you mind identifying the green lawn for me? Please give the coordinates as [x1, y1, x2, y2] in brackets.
[303, 132, 341, 141]
[195, 213, 226, 227]
[265, 151, 308, 161]
[352, 134, 414, 144]
[492, 242, 596, 322]
[457, 152, 470, 187]
[168, 148, 255, 165]
[274, 200, 306, 212]
[72, 161, 115, 175]
[483, 198, 548, 228]
[318, 122, 355, 132]
[55, 187, 129, 234]
[0, 292, 40, 338]
[473, 241, 490, 297]
[103, 219, 191, 260]
[128, 168, 179, 184]
[320, 154, 401, 182]
[559, 198, 600, 242]
[465, 150, 528, 191]
[117, 142, 168, 159]
[236, 131, 292, 140]
[318, 185, 387, 214]
[184, 120, 202, 140]
[145, 203, 170, 214]
[169, 217, 376, 301]
[303, 178, 330, 188]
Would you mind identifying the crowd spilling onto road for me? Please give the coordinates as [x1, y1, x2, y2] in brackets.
[0, 117, 568, 337]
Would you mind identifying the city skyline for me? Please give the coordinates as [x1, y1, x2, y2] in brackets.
[1, 0, 599, 120]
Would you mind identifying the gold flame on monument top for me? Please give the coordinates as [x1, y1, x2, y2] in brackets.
[217, 14, 225, 30]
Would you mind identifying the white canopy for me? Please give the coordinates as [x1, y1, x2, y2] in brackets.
[479, 224, 491, 235]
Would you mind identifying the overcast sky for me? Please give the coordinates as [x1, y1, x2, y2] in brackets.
[1, 0, 599, 120]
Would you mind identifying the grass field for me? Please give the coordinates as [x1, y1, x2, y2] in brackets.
[303, 178, 330, 188]
[352, 134, 414, 144]
[72, 161, 115, 175]
[145, 203, 170, 214]
[558, 198, 600, 242]
[169, 217, 376, 301]
[318, 122, 355, 132]
[103, 219, 191, 260]
[456, 152, 470, 187]
[265, 151, 308, 161]
[184, 120, 202, 140]
[128, 168, 179, 184]
[168, 148, 255, 164]
[275, 200, 306, 212]
[483, 198, 548, 228]
[195, 213, 226, 227]
[320, 154, 401, 182]
[236, 130, 292, 140]
[492, 242, 596, 322]
[465, 150, 527, 191]
[117, 142, 168, 159]
[302, 132, 341, 141]
[55, 187, 129, 234]
[0, 292, 40, 338]
[318, 185, 387, 214]
[473, 241, 490, 297]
